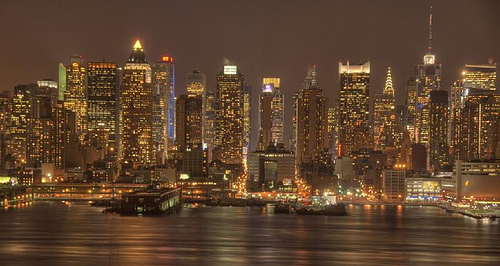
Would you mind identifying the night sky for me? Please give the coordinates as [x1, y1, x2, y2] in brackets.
[1, 0, 499, 149]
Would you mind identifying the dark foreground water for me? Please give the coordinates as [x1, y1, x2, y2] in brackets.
[0, 202, 499, 265]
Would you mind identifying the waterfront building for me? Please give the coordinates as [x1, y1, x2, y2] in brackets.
[454, 160, 500, 200]
[429, 90, 449, 171]
[152, 55, 175, 164]
[294, 65, 329, 165]
[405, 175, 441, 202]
[258, 78, 284, 150]
[338, 61, 370, 157]
[248, 144, 295, 192]
[382, 166, 407, 202]
[64, 55, 87, 143]
[120, 40, 153, 167]
[87, 62, 118, 154]
[214, 64, 244, 165]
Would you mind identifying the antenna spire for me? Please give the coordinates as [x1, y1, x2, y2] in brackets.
[427, 5, 433, 54]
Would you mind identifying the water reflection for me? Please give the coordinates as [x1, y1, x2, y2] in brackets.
[0, 202, 498, 265]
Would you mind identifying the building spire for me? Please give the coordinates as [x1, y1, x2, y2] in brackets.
[427, 5, 433, 54]
[383, 66, 394, 96]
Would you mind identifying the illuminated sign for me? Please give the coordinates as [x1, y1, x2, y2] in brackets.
[263, 84, 273, 92]
[0, 177, 18, 186]
[179, 174, 190, 180]
[224, 65, 237, 75]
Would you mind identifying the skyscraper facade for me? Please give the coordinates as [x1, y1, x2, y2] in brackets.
[429, 90, 449, 170]
[295, 66, 329, 165]
[151, 56, 174, 164]
[215, 65, 244, 165]
[120, 40, 153, 167]
[243, 84, 252, 156]
[338, 61, 370, 157]
[258, 78, 284, 150]
[373, 66, 396, 151]
[462, 64, 497, 91]
[87, 62, 118, 154]
[10, 84, 36, 165]
[64, 55, 87, 143]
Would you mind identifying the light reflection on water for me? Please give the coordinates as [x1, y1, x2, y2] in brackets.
[0, 202, 499, 265]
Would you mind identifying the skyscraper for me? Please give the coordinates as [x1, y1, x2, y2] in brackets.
[405, 77, 418, 143]
[10, 84, 36, 165]
[120, 40, 153, 167]
[414, 5, 441, 147]
[204, 91, 216, 162]
[187, 70, 206, 97]
[64, 55, 87, 143]
[429, 90, 449, 170]
[295, 66, 329, 165]
[449, 80, 465, 162]
[58, 63, 66, 101]
[27, 80, 58, 166]
[338, 61, 370, 157]
[215, 64, 244, 165]
[243, 84, 252, 156]
[175, 94, 203, 151]
[373, 66, 396, 150]
[462, 64, 497, 91]
[87, 62, 118, 154]
[258, 78, 284, 150]
[0, 91, 10, 169]
[151, 55, 175, 164]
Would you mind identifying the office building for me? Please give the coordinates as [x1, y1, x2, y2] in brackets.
[248, 144, 295, 192]
[64, 55, 87, 143]
[338, 61, 370, 157]
[373, 66, 396, 150]
[120, 40, 153, 167]
[258, 78, 284, 150]
[462, 64, 497, 91]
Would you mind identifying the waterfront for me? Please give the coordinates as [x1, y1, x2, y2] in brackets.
[0, 203, 499, 265]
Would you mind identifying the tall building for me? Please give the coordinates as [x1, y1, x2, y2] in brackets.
[187, 70, 206, 97]
[462, 64, 497, 91]
[87, 62, 118, 154]
[10, 84, 36, 165]
[58, 63, 66, 101]
[120, 40, 153, 167]
[175, 94, 203, 151]
[243, 84, 252, 156]
[373, 66, 396, 150]
[449, 80, 465, 162]
[457, 90, 500, 161]
[338, 61, 370, 157]
[429, 90, 449, 170]
[204, 91, 216, 162]
[414, 5, 442, 147]
[214, 65, 244, 165]
[0, 91, 10, 169]
[258, 78, 284, 150]
[64, 55, 87, 143]
[405, 77, 418, 142]
[151, 56, 175, 164]
[295, 66, 329, 165]
[27, 80, 58, 166]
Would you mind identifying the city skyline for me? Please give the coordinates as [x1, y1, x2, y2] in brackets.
[1, 0, 499, 149]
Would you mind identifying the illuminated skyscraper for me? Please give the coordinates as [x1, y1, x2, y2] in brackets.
[10, 84, 35, 165]
[120, 40, 153, 167]
[457, 90, 500, 161]
[405, 77, 418, 142]
[58, 63, 66, 101]
[258, 78, 284, 150]
[175, 94, 203, 151]
[152, 55, 175, 164]
[243, 84, 252, 156]
[64, 55, 87, 143]
[429, 90, 449, 170]
[295, 66, 329, 164]
[373, 66, 396, 150]
[187, 70, 206, 97]
[449, 80, 465, 161]
[338, 61, 370, 157]
[215, 64, 244, 165]
[0, 91, 9, 169]
[462, 64, 497, 91]
[27, 80, 58, 166]
[87, 62, 118, 154]
[204, 91, 216, 162]
[414, 5, 441, 147]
